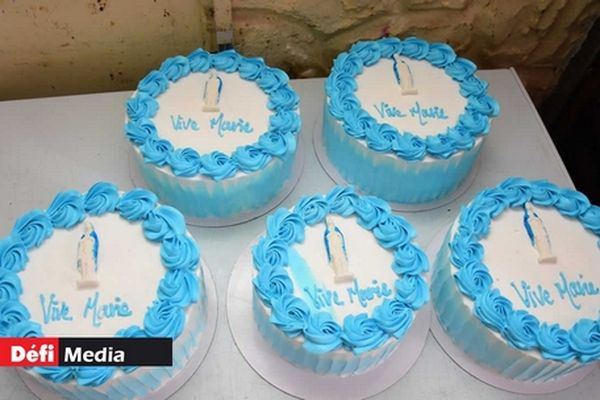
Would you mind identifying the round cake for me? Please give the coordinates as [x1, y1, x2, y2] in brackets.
[432, 177, 600, 382]
[0, 182, 207, 399]
[125, 48, 301, 221]
[252, 186, 429, 375]
[323, 36, 500, 205]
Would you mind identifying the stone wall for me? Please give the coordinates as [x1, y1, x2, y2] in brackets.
[1, 0, 598, 104]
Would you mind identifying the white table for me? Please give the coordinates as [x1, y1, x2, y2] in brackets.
[0, 70, 598, 399]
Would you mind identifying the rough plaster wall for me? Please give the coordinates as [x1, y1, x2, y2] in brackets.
[1, 0, 598, 104]
[0, 0, 215, 100]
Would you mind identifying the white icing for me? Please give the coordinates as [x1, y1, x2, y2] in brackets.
[20, 214, 165, 337]
[355, 57, 466, 138]
[481, 206, 600, 328]
[290, 215, 397, 324]
[154, 71, 269, 154]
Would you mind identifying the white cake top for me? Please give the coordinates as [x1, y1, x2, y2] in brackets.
[482, 205, 600, 328]
[290, 215, 397, 323]
[154, 71, 269, 154]
[355, 57, 466, 138]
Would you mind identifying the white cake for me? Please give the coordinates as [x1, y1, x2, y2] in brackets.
[125, 48, 301, 221]
[252, 186, 429, 375]
[0, 182, 207, 399]
[432, 177, 600, 382]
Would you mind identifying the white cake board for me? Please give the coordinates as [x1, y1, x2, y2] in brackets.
[227, 234, 432, 400]
[313, 122, 480, 213]
[129, 143, 305, 228]
[426, 225, 598, 394]
[18, 259, 219, 400]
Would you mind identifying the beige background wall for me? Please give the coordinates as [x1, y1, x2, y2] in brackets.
[1, 0, 598, 104]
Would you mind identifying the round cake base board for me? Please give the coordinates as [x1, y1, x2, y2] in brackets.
[227, 234, 432, 400]
[312, 125, 480, 213]
[426, 225, 597, 395]
[128, 142, 305, 228]
[19, 259, 219, 400]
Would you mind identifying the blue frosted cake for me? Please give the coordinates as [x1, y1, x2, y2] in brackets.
[125, 48, 301, 220]
[432, 177, 600, 382]
[252, 186, 429, 375]
[323, 37, 499, 204]
[0, 182, 207, 399]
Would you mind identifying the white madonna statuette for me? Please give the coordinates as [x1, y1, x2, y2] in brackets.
[392, 54, 418, 95]
[203, 71, 223, 112]
[324, 216, 354, 284]
[77, 221, 100, 289]
[524, 203, 557, 264]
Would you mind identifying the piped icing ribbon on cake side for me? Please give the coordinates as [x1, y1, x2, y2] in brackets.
[252, 186, 429, 356]
[124, 48, 301, 181]
[450, 177, 600, 362]
[0, 183, 202, 387]
[326, 36, 500, 161]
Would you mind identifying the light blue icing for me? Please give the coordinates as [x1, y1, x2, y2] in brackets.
[501, 310, 540, 350]
[143, 300, 185, 339]
[116, 188, 158, 221]
[238, 56, 265, 80]
[253, 186, 428, 357]
[372, 298, 413, 339]
[447, 177, 600, 362]
[0, 269, 22, 301]
[84, 182, 119, 216]
[537, 323, 577, 362]
[302, 312, 343, 354]
[252, 237, 289, 270]
[0, 235, 29, 273]
[269, 293, 310, 338]
[253, 265, 293, 306]
[124, 48, 301, 185]
[13, 210, 53, 249]
[294, 195, 329, 225]
[395, 275, 429, 309]
[342, 313, 388, 354]
[266, 209, 305, 245]
[0, 182, 201, 387]
[211, 49, 240, 72]
[47, 190, 85, 229]
[0, 300, 30, 335]
[126, 93, 158, 121]
[159, 55, 191, 82]
[160, 234, 200, 270]
[199, 151, 237, 181]
[231, 144, 272, 172]
[169, 148, 202, 177]
[325, 36, 500, 162]
[137, 70, 169, 98]
[141, 136, 173, 167]
[142, 206, 186, 241]
[568, 319, 600, 363]
[7, 320, 42, 337]
[157, 269, 199, 307]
